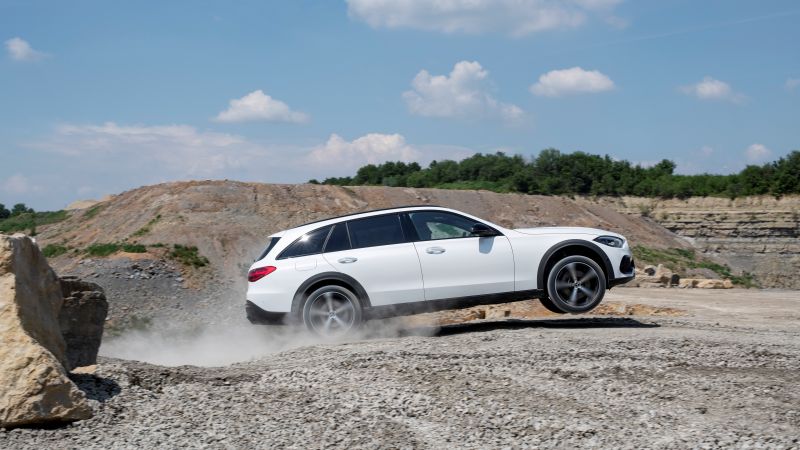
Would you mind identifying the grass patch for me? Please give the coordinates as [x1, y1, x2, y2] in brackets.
[0, 210, 68, 234]
[42, 243, 70, 258]
[83, 204, 104, 220]
[632, 245, 758, 288]
[121, 243, 147, 253]
[85, 243, 121, 257]
[84, 242, 147, 256]
[169, 244, 210, 268]
[433, 180, 511, 192]
[132, 214, 162, 237]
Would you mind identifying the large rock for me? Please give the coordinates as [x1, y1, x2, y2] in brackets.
[59, 276, 108, 371]
[0, 234, 92, 428]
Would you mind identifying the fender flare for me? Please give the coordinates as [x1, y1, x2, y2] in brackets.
[291, 271, 372, 317]
[536, 239, 614, 289]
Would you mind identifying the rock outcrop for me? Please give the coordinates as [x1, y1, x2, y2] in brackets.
[0, 234, 92, 428]
[626, 264, 734, 289]
[59, 276, 108, 370]
[596, 196, 800, 289]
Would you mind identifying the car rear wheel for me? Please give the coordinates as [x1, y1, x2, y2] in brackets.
[545, 255, 606, 314]
[302, 285, 363, 337]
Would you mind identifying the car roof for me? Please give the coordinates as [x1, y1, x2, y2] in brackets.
[292, 205, 446, 229]
[271, 205, 463, 237]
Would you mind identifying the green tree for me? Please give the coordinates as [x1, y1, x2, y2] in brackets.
[0, 203, 10, 219]
[11, 203, 33, 216]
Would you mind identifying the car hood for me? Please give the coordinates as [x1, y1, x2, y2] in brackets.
[513, 226, 622, 238]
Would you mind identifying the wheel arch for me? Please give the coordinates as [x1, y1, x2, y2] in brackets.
[291, 272, 371, 318]
[536, 240, 614, 289]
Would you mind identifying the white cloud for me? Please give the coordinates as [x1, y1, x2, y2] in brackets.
[346, 0, 623, 37]
[29, 124, 473, 200]
[680, 76, 745, 103]
[47, 122, 262, 175]
[700, 145, 714, 157]
[786, 78, 800, 92]
[1, 174, 41, 194]
[403, 61, 524, 122]
[214, 90, 309, 123]
[307, 133, 422, 170]
[745, 143, 771, 162]
[5, 37, 47, 62]
[529, 67, 615, 97]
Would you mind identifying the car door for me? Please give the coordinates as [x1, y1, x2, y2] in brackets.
[322, 214, 425, 307]
[407, 211, 515, 300]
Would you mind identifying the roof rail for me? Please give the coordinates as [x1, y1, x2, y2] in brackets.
[293, 205, 444, 229]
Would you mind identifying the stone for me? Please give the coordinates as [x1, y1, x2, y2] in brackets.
[654, 264, 673, 284]
[0, 234, 92, 428]
[669, 274, 681, 286]
[59, 276, 108, 370]
[643, 265, 657, 276]
[695, 279, 732, 289]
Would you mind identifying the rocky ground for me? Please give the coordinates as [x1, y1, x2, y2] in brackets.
[2, 288, 798, 449]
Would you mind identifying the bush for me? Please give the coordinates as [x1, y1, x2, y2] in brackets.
[170, 244, 210, 268]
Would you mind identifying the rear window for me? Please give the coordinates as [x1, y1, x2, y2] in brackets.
[256, 237, 281, 261]
[278, 226, 332, 259]
[347, 214, 405, 249]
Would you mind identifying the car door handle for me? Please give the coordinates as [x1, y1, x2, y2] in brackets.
[426, 247, 446, 254]
[337, 257, 358, 264]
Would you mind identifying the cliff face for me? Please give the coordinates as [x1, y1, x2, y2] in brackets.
[594, 196, 800, 289]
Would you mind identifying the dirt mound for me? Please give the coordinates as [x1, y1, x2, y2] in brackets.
[39, 181, 687, 278]
[30, 181, 690, 329]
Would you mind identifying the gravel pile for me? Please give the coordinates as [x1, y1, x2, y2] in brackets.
[2, 315, 798, 449]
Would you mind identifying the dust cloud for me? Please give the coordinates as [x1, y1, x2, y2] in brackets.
[99, 318, 439, 367]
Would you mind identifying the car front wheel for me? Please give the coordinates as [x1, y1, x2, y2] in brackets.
[545, 255, 606, 314]
[302, 285, 363, 337]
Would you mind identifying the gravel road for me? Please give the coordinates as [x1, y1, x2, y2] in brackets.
[2, 289, 799, 449]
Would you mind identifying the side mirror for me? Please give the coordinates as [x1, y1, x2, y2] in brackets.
[470, 223, 497, 237]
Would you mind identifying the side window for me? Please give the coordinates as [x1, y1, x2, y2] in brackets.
[408, 211, 480, 241]
[278, 225, 332, 259]
[323, 223, 351, 253]
[347, 214, 405, 249]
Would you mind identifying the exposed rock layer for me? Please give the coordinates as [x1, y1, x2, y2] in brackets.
[594, 196, 800, 288]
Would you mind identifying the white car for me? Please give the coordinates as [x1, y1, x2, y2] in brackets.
[246, 206, 635, 335]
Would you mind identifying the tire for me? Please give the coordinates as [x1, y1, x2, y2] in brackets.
[538, 295, 566, 314]
[545, 255, 606, 314]
[301, 285, 363, 337]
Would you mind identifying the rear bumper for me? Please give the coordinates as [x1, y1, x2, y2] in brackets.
[245, 301, 287, 325]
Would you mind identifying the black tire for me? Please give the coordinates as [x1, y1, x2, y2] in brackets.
[545, 255, 606, 314]
[301, 285, 363, 337]
[538, 296, 566, 314]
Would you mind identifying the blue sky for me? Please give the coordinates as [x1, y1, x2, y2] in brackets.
[1, 0, 799, 210]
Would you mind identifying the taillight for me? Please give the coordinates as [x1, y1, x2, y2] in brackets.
[248, 266, 276, 282]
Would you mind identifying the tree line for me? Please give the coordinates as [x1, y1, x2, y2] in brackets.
[310, 149, 800, 198]
[0, 203, 34, 219]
